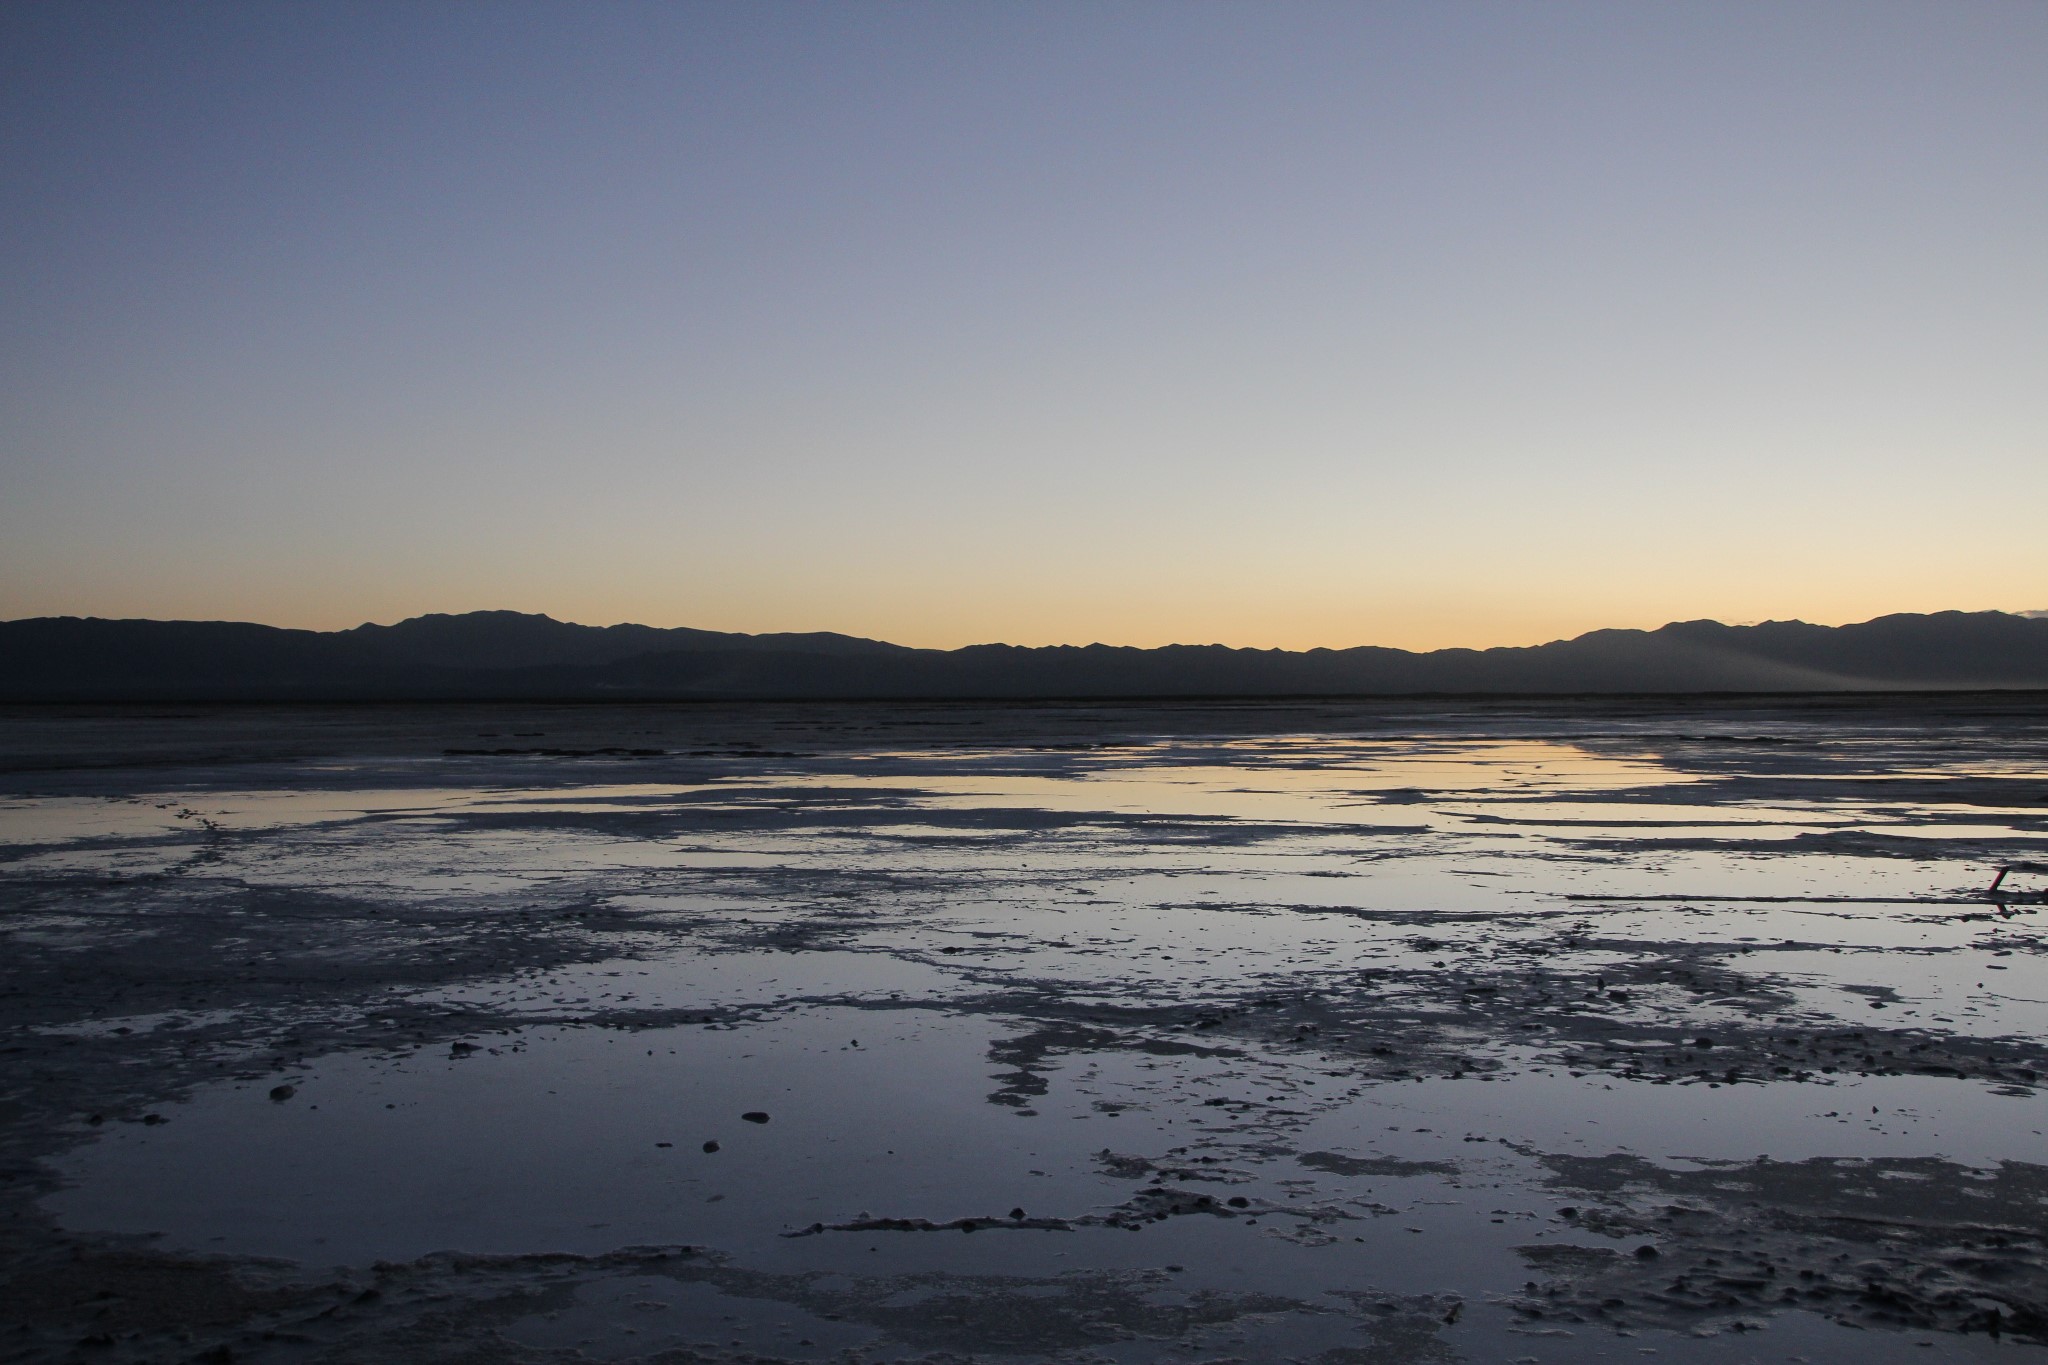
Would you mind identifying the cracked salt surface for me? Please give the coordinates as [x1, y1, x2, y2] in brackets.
[6, 697, 2048, 1362]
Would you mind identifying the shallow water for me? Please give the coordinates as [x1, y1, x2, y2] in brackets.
[5, 698, 2048, 1363]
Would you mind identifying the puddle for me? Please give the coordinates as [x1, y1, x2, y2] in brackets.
[8, 699, 2048, 1361]
[49, 1010, 1056, 1265]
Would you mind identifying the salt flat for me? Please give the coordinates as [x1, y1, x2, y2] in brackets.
[3, 698, 2046, 1364]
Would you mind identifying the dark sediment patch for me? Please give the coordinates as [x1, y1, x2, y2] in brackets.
[1513, 1154, 2048, 1342]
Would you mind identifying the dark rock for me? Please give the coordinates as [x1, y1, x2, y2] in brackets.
[741, 1111, 770, 1124]
[702, 1140, 720, 1153]
[268, 1084, 296, 1102]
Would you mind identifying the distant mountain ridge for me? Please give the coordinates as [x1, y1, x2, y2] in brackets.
[3, 610, 2047, 700]
[340, 611, 907, 669]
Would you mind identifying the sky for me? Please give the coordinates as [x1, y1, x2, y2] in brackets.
[2, 1, 2043, 651]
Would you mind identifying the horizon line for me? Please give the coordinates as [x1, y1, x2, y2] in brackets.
[9, 604, 2048, 659]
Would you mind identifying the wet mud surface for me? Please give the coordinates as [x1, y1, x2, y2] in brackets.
[3, 696, 2047, 1363]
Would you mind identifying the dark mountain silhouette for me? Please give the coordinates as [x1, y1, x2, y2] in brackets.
[337, 611, 906, 670]
[3, 610, 2046, 700]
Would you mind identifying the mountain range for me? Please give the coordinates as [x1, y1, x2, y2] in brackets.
[3, 609, 2047, 700]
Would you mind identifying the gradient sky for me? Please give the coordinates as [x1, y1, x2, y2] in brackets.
[2, 1, 2043, 650]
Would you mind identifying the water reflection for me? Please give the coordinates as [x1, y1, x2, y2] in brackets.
[11, 705, 2048, 1360]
